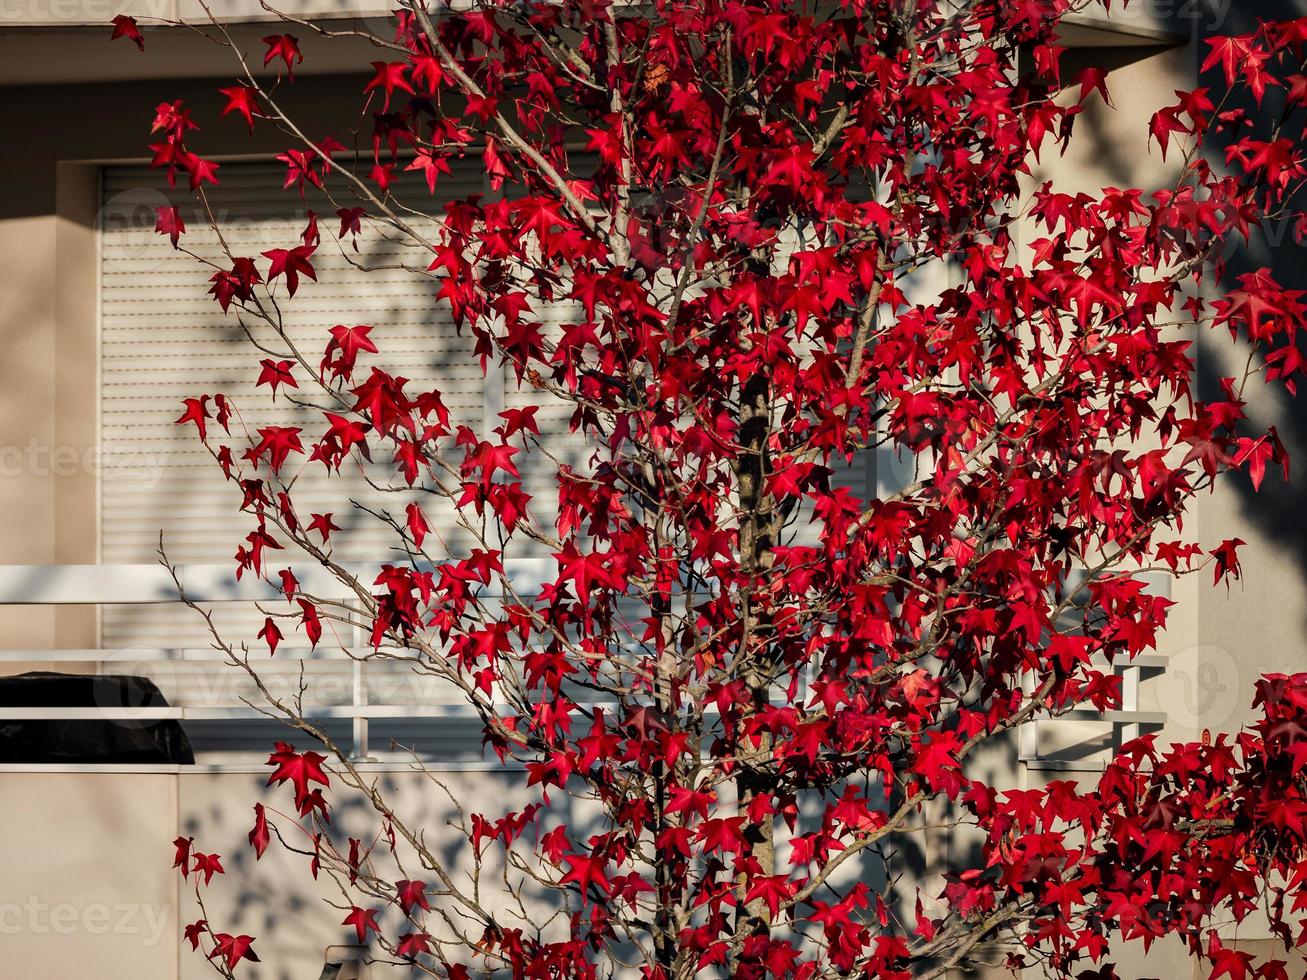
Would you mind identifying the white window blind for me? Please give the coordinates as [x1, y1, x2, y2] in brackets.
[98, 160, 587, 743]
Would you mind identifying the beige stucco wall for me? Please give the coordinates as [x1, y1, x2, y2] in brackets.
[1022, 21, 1307, 977]
[0, 766, 538, 979]
[0, 69, 388, 977]
[1025, 34, 1307, 748]
[0, 772, 179, 975]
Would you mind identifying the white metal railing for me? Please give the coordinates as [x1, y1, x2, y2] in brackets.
[0, 561, 549, 762]
[0, 560, 552, 606]
[0, 4, 1186, 42]
[0, 562, 1167, 769]
[1019, 653, 1170, 772]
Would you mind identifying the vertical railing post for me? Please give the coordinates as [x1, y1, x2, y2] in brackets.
[349, 609, 374, 762]
[1117, 663, 1142, 751]
[1018, 671, 1039, 770]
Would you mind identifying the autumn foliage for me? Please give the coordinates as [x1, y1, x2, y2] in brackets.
[112, 1, 1307, 977]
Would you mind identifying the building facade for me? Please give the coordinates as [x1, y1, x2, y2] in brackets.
[0, 2, 1300, 976]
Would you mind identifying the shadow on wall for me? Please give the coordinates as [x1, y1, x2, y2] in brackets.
[1058, 43, 1180, 186]
[1194, 0, 1307, 637]
[178, 766, 621, 979]
[1056, 3, 1307, 681]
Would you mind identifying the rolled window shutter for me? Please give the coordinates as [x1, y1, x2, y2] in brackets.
[98, 160, 583, 733]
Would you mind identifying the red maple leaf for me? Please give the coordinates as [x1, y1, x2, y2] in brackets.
[742, 875, 796, 921]
[368, 161, 397, 191]
[248, 803, 270, 858]
[265, 742, 330, 803]
[342, 906, 381, 943]
[321, 325, 378, 381]
[320, 413, 372, 466]
[1075, 66, 1113, 107]
[364, 61, 416, 111]
[1210, 538, 1245, 586]
[560, 851, 612, 896]
[262, 34, 302, 77]
[406, 148, 452, 193]
[180, 151, 221, 191]
[1208, 937, 1256, 980]
[262, 245, 317, 297]
[552, 542, 624, 605]
[298, 599, 323, 647]
[218, 85, 260, 132]
[154, 206, 185, 247]
[396, 879, 431, 914]
[252, 425, 304, 472]
[209, 933, 259, 969]
[913, 732, 967, 798]
[297, 788, 331, 822]
[498, 406, 540, 439]
[191, 851, 224, 885]
[110, 15, 144, 51]
[277, 148, 324, 197]
[462, 437, 520, 487]
[257, 616, 283, 655]
[337, 206, 366, 248]
[406, 502, 430, 550]
[397, 932, 433, 958]
[308, 512, 340, 542]
[176, 396, 211, 442]
[394, 440, 425, 486]
[172, 836, 193, 879]
[256, 359, 297, 400]
[183, 919, 207, 951]
[208, 257, 262, 312]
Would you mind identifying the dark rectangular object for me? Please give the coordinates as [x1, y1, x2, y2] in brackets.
[0, 672, 194, 764]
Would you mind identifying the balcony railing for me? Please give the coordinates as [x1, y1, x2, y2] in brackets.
[0, 3, 1191, 41]
[0, 562, 1166, 772]
[0, 560, 548, 766]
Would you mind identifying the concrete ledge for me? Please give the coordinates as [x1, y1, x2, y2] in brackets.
[1061, 9, 1192, 48]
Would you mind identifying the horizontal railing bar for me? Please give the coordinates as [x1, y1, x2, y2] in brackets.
[1060, 567, 1174, 597]
[0, 647, 392, 662]
[1095, 654, 1168, 670]
[1060, 709, 1168, 725]
[0, 560, 551, 605]
[0, 649, 1172, 669]
[0, 564, 1173, 606]
[0, 705, 483, 721]
[0, 705, 1171, 725]
[1022, 758, 1108, 773]
[0, 761, 526, 774]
